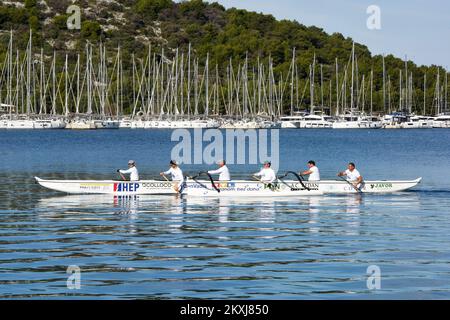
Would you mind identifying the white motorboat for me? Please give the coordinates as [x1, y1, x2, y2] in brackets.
[333, 112, 382, 129]
[300, 113, 333, 129]
[0, 117, 34, 129]
[33, 118, 66, 129]
[144, 119, 220, 129]
[401, 115, 434, 129]
[66, 119, 97, 130]
[280, 112, 308, 128]
[382, 112, 408, 129]
[93, 119, 120, 129]
[432, 114, 450, 128]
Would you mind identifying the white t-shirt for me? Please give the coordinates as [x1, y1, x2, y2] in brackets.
[119, 167, 139, 181]
[255, 168, 276, 183]
[164, 167, 184, 182]
[208, 165, 231, 181]
[308, 166, 320, 181]
[345, 169, 361, 182]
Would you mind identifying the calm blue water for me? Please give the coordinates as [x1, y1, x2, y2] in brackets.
[0, 129, 449, 299]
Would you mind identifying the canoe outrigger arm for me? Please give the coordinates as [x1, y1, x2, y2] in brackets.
[277, 171, 311, 191]
[187, 171, 221, 193]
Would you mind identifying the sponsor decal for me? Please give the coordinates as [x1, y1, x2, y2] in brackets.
[80, 183, 110, 191]
[141, 182, 173, 188]
[370, 183, 393, 189]
[113, 183, 141, 192]
[214, 182, 236, 189]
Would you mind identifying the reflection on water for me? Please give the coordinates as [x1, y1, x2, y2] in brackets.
[0, 172, 449, 299]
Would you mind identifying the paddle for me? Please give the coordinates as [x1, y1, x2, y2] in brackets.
[252, 175, 270, 186]
[117, 170, 127, 181]
[338, 175, 363, 193]
[161, 174, 181, 192]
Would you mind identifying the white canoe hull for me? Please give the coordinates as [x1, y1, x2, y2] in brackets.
[185, 180, 323, 197]
[298, 178, 422, 194]
[35, 177, 421, 195]
[35, 177, 178, 195]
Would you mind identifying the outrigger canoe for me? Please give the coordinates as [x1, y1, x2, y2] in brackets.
[35, 176, 421, 196]
[34, 177, 321, 197]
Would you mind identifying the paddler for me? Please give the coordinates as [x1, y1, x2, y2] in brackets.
[300, 160, 321, 181]
[338, 162, 363, 187]
[117, 160, 139, 181]
[160, 160, 184, 191]
[254, 161, 276, 183]
[207, 160, 230, 181]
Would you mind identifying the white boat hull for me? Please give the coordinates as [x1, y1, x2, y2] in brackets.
[35, 177, 421, 195]
[185, 180, 323, 197]
[0, 119, 34, 129]
[333, 121, 382, 129]
[299, 178, 422, 193]
[35, 177, 178, 195]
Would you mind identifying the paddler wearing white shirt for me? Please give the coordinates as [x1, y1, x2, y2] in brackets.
[208, 160, 230, 181]
[300, 160, 321, 181]
[160, 160, 184, 182]
[160, 160, 184, 192]
[117, 160, 139, 181]
[338, 162, 363, 187]
[254, 161, 276, 183]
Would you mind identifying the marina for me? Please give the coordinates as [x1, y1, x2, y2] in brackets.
[0, 32, 448, 131]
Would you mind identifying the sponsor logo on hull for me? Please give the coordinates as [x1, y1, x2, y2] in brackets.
[114, 183, 140, 193]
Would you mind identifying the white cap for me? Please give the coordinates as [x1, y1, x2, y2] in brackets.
[128, 160, 136, 165]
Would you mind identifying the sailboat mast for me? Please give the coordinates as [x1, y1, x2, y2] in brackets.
[65, 54, 69, 116]
[350, 42, 355, 113]
[423, 73, 426, 115]
[382, 55, 386, 113]
[335, 58, 339, 116]
[320, 64, 324, 109]
[310, 53, 316, 112]
[290, 48, 295, 116]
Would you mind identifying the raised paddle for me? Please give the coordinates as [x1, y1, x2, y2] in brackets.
[117, 170, 127, 181]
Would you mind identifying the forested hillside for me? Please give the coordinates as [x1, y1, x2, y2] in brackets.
[0, 0, 447, 115]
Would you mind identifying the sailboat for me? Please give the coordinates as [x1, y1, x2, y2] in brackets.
[333, 44, 381, 129]
[432, 70, 450, 128]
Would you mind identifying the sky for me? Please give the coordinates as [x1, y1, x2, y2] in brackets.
[208, 0, 450, 68]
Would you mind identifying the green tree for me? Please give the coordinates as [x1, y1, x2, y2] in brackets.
[135, 0, 172, 20]
[81, 21, 102, 41]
